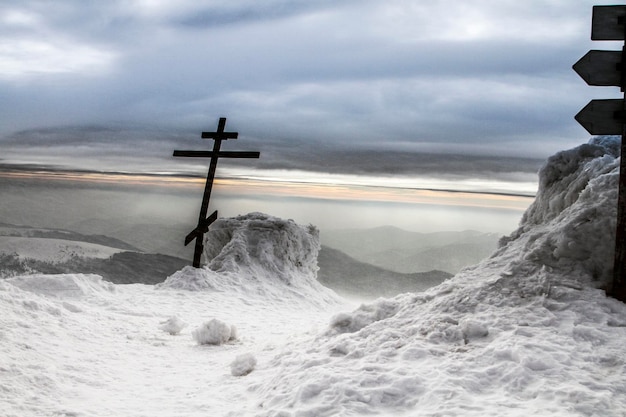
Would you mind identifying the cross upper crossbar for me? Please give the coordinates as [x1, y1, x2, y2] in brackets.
[173, 117, 260, 267]
[173, 150, 260, 158]
[200, 117, 238, 140]
[201, 131, 238, 140]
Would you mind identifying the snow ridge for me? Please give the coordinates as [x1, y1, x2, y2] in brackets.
[501, 135, 619, 289]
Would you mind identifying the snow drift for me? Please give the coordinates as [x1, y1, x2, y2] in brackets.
[160, 212, 340, 306]
[246, 137, 626, 416]
[6, 273, 116, 299]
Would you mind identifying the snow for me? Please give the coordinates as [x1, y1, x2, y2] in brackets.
[0, 235, 123, 263]
[7, 273, 117, 298]
[2, 137, 626, 416]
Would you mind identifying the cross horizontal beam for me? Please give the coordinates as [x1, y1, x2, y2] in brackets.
[201, 131, 238, 140]
[173, 150, 260, 158]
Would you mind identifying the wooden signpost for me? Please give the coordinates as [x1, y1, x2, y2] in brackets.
[174, 118, 260, 267]
[574, 5, 626, 300]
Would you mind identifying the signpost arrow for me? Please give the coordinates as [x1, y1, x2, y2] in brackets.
[575, 99, 626, 135]
[592, 5, 626, 40]
[573, 50, 623, 87]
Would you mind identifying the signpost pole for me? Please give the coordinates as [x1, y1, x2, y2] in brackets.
[611, 34, 626, 300]
[574, 5, 626, 301]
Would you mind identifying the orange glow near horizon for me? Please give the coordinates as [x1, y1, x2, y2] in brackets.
[0, 169, 534, 212]
[214, 178, 533, 211]
[0, 169, 205, 188]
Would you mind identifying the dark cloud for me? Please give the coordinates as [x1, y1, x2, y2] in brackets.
[173, 0, 350, 28]
[0, 0, 608, 194]
[249, 137, 544, 179]
[1, 124, 542, 188]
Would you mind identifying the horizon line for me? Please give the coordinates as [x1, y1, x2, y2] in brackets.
[0, 163, 537, 200]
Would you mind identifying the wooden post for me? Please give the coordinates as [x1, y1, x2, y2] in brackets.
[611, 40, 626, 300]
[173, 118, 260, 267]
[613, 115, 626, 299]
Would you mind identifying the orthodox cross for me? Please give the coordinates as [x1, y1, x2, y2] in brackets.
[173, 117, 260, 267]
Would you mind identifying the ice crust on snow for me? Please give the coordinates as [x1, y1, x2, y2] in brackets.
[159, 212, 341, 306]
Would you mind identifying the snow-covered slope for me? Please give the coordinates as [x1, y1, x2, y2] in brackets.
[0, 225, 189, 283]
[0, 235, 123, 264]
[243, 136, 626, 416]
[2, 137, 626, 416]
[0, 213, 349, 417]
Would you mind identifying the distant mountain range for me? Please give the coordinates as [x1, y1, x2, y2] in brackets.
[0, 224, 188, 284]
[0, 223, 452, 298]
[317, 246, 451, 299]
[321, 226, 500, 274]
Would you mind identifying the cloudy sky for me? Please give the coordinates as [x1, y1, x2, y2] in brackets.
[0, 0, 617, 197]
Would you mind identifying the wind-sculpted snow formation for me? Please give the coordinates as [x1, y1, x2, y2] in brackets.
[247, 137, 626, 416]
[159, 212, 341, 306]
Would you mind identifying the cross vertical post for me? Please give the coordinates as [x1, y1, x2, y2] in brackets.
[193, 118, 226, 268]
[173, 117, 260, 267]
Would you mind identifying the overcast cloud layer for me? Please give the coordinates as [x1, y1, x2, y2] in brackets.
[0, 0, 617, 190]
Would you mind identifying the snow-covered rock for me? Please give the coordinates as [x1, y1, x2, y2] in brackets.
[230, 353, 257, 376]
[192, 318, 237, 345]
[159, 213, 341, 306]
[159, 316, 187, 335]
[499, 135, 619, 289]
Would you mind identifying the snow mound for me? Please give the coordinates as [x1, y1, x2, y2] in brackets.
[159, 316, 187, 335]
[250, 137, 626, 416]
[160, 213, 341, 306]
[192, 319, 237, 345]
[231, 353, 257, 376]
